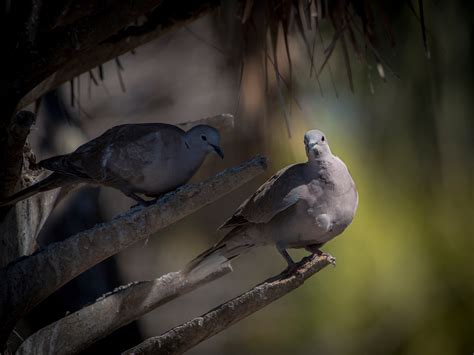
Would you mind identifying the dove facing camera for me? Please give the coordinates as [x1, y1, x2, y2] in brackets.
[185, 129, 358, 274]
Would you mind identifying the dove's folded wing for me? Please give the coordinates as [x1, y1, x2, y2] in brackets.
[220, 163, 308, 228]
[41, 124, 185, 187]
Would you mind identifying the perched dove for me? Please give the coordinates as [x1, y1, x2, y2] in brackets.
[0, 123, 224, 206]
[186, 130, 358, 273]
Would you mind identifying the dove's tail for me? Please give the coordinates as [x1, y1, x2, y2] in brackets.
[184, 227, 254, 277]
[0, 173, 73, 207]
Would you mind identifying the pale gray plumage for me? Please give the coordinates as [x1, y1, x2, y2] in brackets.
[0, 123, 224, 206]
[186, 129, 358, 273]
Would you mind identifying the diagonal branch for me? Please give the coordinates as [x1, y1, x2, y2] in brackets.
[0, 155, 267, 348]
[124, 253, 336, 354]
[16, 264, 233, 355]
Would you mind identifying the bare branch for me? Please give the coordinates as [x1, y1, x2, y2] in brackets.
[177, 113, 235, 133]
[0, 155, 267, 347]
[17, 264, 233, 355]
[124, 253, 336, 354]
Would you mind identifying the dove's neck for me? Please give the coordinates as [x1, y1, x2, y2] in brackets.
[306, 153, 352, 192]
[307, 152, 333, 166]
[306, 154, 340, 181]
[183, 142, 208, 173]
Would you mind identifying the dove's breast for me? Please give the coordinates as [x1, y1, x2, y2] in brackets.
[136, 146, 205, 195]
[325, 182, 358, 238]
[319, 159, 358, 241]
[273, 156, 358, 248]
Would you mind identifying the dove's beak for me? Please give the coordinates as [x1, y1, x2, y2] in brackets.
[306, 142, 320, 157]
[211, 144, 224, 159]
[307, 142, 318, 151]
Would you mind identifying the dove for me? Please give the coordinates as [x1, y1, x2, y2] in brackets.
[0, 123, 224, 206]
[185, 129, 358, 274]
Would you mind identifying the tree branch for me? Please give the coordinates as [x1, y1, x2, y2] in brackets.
[0, 111, 62, 268]
[0, 182, 64, 268]
[0, 155, 267, 348]
[16, 264, 233, 355]
[0, 111, 36, 197]
[177, 113, 235, 133]
[124, 253, 336, 354]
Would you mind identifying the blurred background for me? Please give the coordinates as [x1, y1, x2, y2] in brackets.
[23, 1, 473, 354]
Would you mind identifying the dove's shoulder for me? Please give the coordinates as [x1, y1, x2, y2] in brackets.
[77, 123, 184, 154]
[219, 163, 306, 228]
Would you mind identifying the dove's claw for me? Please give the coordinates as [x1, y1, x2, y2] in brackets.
[281, 263, 298, 276]
[313, 251, 336, 267]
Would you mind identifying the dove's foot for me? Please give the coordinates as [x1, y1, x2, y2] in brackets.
[140, 199, 157, 207]
[130, 199, 157, 209]
[131, 192, 166, 208]
[304, 244, 335, 265]
[280, 261, 299, 277]
[304, 245, 336, 266]
[313, 251, 336, 266]
[122, 190, 151, 208]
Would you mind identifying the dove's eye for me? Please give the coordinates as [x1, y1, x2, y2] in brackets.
[201, 135, 207, 141]
[321, 136, 325, 142]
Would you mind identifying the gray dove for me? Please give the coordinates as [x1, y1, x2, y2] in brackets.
[0, 123, 224, 206]
[185, 129, 357, 273]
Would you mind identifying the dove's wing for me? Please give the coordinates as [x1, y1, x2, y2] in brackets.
[220, 163, 309, 229]
[40, 123, 186, 187]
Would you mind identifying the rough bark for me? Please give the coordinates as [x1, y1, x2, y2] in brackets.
[0, 155, 267, 348]
[124, 253, 336, 354]
[0, 183, 63, 268]
[0, 111, 63, 267]
[0, 111, 36, 198]
[16, 265, 233, 355]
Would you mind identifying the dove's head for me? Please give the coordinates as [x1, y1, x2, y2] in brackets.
[304, 130, 331, 161]
[187, 125, 224, 159]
